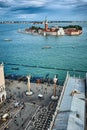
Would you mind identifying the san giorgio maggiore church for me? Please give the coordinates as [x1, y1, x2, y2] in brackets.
[0, 63, 6, 104]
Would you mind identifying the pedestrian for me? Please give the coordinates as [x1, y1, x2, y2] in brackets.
[20, 112, 21, 117]
[22, 93, 23, 98]
[22, 123, 23, 127]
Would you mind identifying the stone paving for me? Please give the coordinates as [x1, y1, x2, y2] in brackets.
[0, 79, 62, 130]
[25, 101, 58, 130]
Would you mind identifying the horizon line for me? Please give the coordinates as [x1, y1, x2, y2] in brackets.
[0, 20, 87, 24]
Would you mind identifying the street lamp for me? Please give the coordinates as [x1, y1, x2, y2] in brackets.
[26, 75, 33, 96]
[51, 75, 58, 100]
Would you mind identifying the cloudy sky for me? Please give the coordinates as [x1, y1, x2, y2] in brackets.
[0, 0, 87, 21]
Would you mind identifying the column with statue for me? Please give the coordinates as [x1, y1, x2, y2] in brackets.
[51, 75, 58, 100]
[26, 75, 33, 96]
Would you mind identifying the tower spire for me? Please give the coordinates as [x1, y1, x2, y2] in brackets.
[45, 16, 47, 22]
[44, 16, 48, 31]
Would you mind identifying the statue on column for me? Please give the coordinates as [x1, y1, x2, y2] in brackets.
[26, 75, 33, 96]
[51, 75, 58, 100]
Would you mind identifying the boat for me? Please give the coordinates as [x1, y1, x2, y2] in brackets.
[11, 67, 19, 70]
[42, 46, 52, 49]
[72, 46, 75, 49]
[4, 39, 12, 41]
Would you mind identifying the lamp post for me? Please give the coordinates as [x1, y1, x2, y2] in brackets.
[26, 75, 33, 96]
[51, 75, 58, 100]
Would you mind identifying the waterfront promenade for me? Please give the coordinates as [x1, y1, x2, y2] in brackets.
[0, 73, 86, 130]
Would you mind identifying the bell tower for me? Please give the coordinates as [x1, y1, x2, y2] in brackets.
[45, 17, 48, 31]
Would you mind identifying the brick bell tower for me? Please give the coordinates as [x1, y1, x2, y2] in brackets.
[45, 17, 48, 31]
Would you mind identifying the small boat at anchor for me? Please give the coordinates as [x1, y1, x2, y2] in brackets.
[4, 38, 12, 41]
[11, 67, 19, 70]
[42, 46, 52, 49]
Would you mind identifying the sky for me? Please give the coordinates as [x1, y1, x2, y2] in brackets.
[0, 0, 87, 21]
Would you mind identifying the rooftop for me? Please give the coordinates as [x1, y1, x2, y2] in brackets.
[53, 76, 85, 130]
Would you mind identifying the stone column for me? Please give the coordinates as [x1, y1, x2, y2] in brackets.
[26, 75, 33, 96]
[51, 75, 58, 100]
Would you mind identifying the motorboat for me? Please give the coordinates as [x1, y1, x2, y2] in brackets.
[4, 38, 12, 41]
[11, 67, 19, 70]
[42, 46, 52, 49]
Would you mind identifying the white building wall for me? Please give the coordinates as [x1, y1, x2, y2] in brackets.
[57, 28, 65, 35]
[0, 64, 5, 86]
[0, 63, 6, 104]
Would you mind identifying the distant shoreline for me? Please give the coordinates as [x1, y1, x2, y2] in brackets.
[0, 21, 87, 24]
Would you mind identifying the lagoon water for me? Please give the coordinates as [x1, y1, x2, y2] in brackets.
[0, 22, 87, 83]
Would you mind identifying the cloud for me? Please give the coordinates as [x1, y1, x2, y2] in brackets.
[0, 0, 87, 20]
[0, 2, 9, 8]
[46, 0, 87, 10]
[15, 0, 47, 7]
[16, 14, 36, 19]
[0, 0, 15, 6]
[11, 6, 49, 14]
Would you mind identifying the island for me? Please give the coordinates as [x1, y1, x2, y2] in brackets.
[63, 25, 82, 36]
[20, 19, 82, 36]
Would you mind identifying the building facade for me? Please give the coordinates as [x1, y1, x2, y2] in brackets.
[0, 63, 6, 104]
